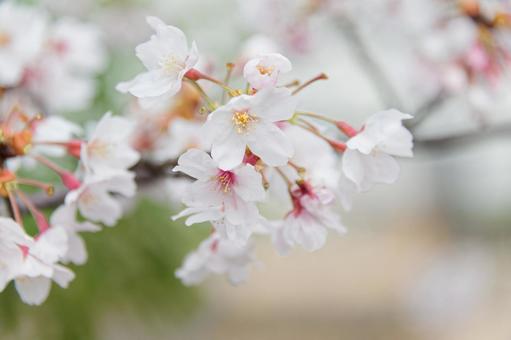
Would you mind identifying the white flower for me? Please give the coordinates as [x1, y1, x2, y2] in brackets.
[0, 2, 47, 86]
[12, 227, 75, 306]
[50, 204, 101, 265]
[151, 118, 209, 163]
[82, 112, 140, 175]
[48, 17, 106, 74]
[0, 218, 34, 291]
[116, 16, 198, 103]
[274, 183, 346, 253]
[284, 124, 339, 188]
[173, 149, 266, 244]
[243, 53, 292, 90]
[65, 171, 136, 226]
[23, 58, 96, 113]
[176, 233, 256, 286]
[204, 87, 297, 170]
[32, 116, 82, 158]
[342, 109, 413, 191]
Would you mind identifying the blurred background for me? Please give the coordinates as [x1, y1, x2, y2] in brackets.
[2, 0, 511, 339]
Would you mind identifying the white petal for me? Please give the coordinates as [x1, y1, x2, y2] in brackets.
[251, 87, 297, 122]
[211, 129, 246, 170]
[247, 122, 293, 166]
[116, 69, 173, 97]
[15, 276, 52, 306]
[173, 149, 218, 180]
[233, 165, 266, 202]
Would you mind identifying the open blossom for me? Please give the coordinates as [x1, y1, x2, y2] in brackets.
[204, 87, 297, 170]
[65, 171, 136, 226]
[32, 116, 82, 158]
[0, 218, 34, 291]
[23, 58, 96, 113]
[116, 16, 198, 103]
[150, 119, 209, 163]
[273, 182, 346, 254]
[243, 53, 292, 90]
[6, 225, 75, 306]
[48, 17, 106, 74]
[82, 112, 140, 175]
[50, 204, 100, 265]
[342, 109, 413, 191]
[173, 149, 266, 244]
[0, 2, 47, 86]
[176, 233, 257, 286]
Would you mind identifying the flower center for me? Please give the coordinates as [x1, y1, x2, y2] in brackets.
[232, 111, 257, 134]
[160, 55, 185, 75]
[88, 140, 109, 158]
[0, 32, 10, 46]
[216, 170, 236, 193]
[256, 64, 274, 76]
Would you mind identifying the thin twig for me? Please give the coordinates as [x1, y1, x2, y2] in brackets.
[335, 16, 403, 109]
[414, 123, 511, 151]
[406, 91, 448, 130]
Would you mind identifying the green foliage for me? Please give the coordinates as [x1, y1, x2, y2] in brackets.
[0, 199, 207, 340]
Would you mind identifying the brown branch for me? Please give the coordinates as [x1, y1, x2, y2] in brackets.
[406, 91, 448, 130]
[20, 158, 185, 212]
[414, 123, 511, 151]
[335, 16, 403, 109]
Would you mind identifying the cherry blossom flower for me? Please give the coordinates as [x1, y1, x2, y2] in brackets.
[23, 58, 96, 113]
[65, 171, 136, 226]
[0, 2, 47, 86]
[116, 16, 199, 103]
[50, 204, 100, 265]
[32, 116, 82, 158]
[273, 182, 346, 254]
[11, 227, 75, 306]
[342, 109, 413, 191]
[150, 119, 209, 163]
[173, 149, 266, 244]
[176, 233, 256, 286]
[243, 53, 292, 90]
[0, 218, 34, 291]
[81, 112, 140, 175]
[48, 17, 106, 74]
[204, 87, 297, 170]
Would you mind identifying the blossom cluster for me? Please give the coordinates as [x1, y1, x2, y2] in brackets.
[414, 0, 511, 100]
[0, 2, 140, 305]
[0, 1, 106, 113]
[117, 17, 414, 286]
[0, 5, 416, 305]
[0, 109, 139, 305]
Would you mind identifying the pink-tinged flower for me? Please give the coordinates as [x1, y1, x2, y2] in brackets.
[273, 182, 346, 253]
[204, 87, 297, 170]
[176, 233, 256, 286]
[173, 149, 266, 244]
[32, 116, 82, 158]
[0, 2, 47, 86]
[81, 112, 140, 175]
[23, 58, 96, 113]
[50, 204, 101, 265]
[9, 226, 75, 306]
[65, 171, 136, 226]
[0, 218, 34, 291]
[116, 16, 198, 104]
[243, 53, 292, 90]
[342, 109, 413, 191]
[48, 17, 106, 74]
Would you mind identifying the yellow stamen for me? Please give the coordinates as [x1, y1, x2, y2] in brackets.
[160, 55, 185, 75]
[256, 64, 274, 76]
[232, 111, 257, 134]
